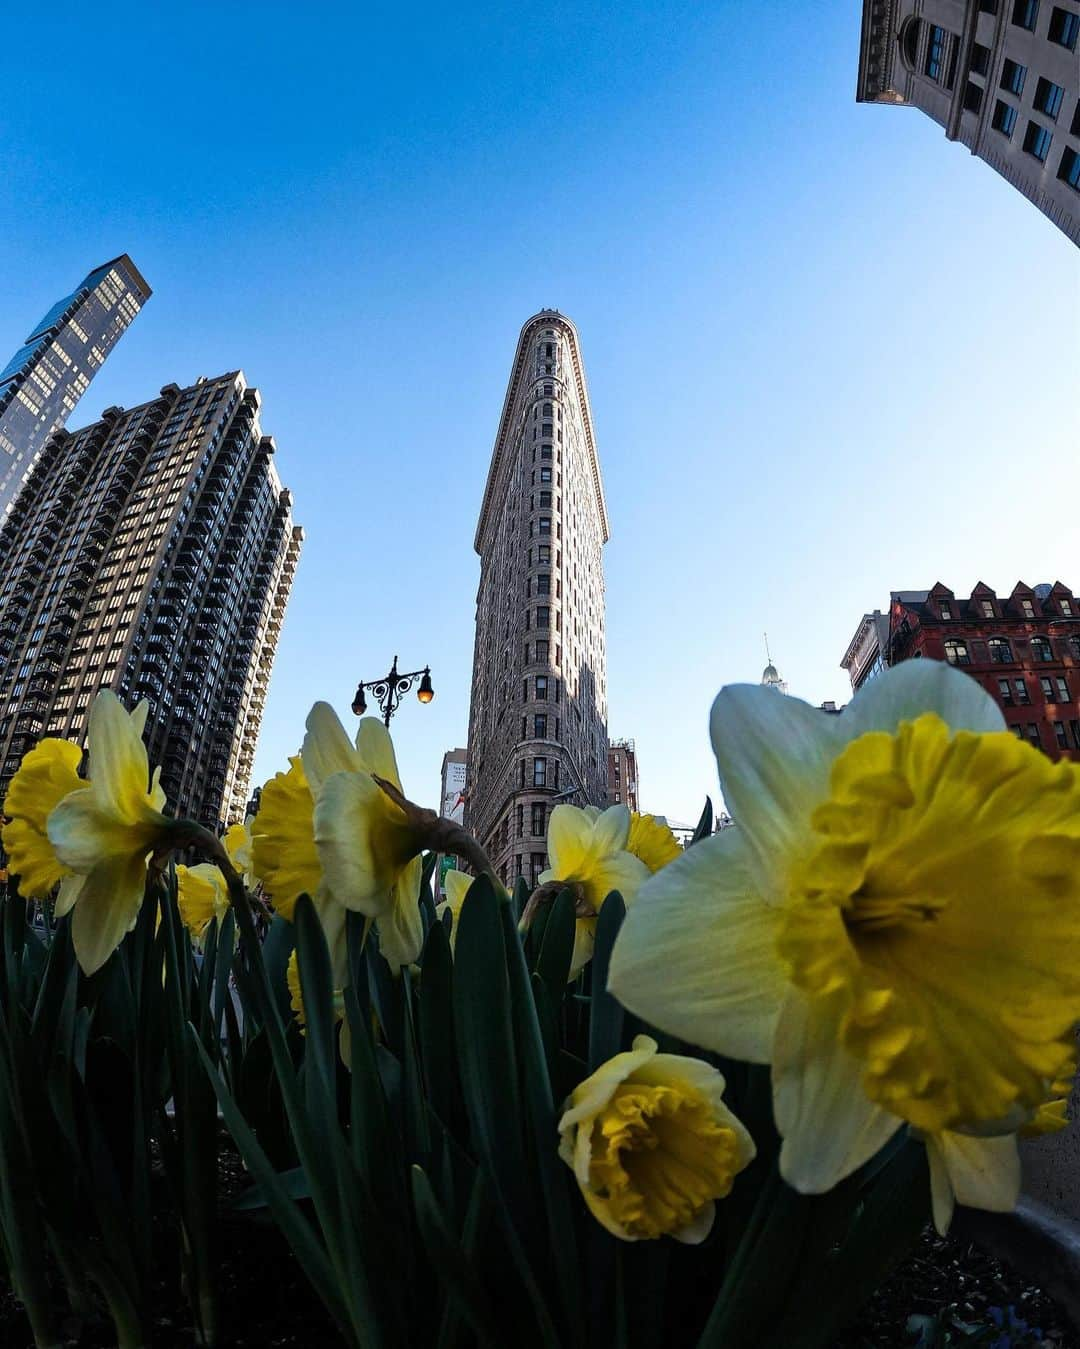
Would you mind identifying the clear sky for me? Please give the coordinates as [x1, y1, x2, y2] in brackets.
[2, 2, 1077, 824]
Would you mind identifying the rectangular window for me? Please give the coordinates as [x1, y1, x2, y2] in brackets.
[540, 466, 552, 483]
[971, 41, 991, 74]
[1000, 59, 1027, 95]
[1015, 678, 1031, 705]
[537, 544, 551, 563]
[1062, 599, 1074, 615]
[992, 100, 1018, 136]
[531, 802, 546, 836]
[535, 639, 549, 663]
[979, 0, 998, 11]
[1034, 77, 1065, 118]
[530, 853, 545, 886]
[1041, 676, 1056, 701]
[539, 491, 552, 508]
[1023, 121, 1053, 160]
[940, 602, 953, 620]
[1057, 676, 1071, 701]
[1072, 719, 1080, 748]
[981, 600, 995, 618]
[533, 757, 547, 787]
[536, 573, 551, 595]
[1059, 146, 1080, 189]
[535, 675, 549, 700]
[1026, 723, 1041, 746]
[536, 606, 550, 628]
[1054, 721, 1069, 748]
[515, 804, 523, 837]
[1021, 598, 1036, 617]
[554, 759, 560, 789]
[998, 677, 1014, 705]
[538, 517, 551, 535]
[925, 24, 947, 80]
[1012, 0, 1039, 29]
[1049, 5, 1080, 46]
[534, 713, 547, 738]
[963, 80, 984, 113]
[520, 759, 526, 787]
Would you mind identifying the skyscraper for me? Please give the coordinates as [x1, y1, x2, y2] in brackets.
[856, 1, 1080, 245]
[466, 311, 610, 890]
[0, 255, 151, 520]
[0, 372, 302, 829]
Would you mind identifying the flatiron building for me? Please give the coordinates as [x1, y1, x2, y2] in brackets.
[0, 255, 151, 520]
[0, 372, 302, 829]
[466, 311, 610, 889]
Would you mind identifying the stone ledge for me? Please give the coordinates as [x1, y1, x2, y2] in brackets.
[953, 1197, 1080, 1331]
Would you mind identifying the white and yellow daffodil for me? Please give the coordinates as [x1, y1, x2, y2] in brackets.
[609, 661, 1080, 1228]
[540, 803, 649, 977]
[558, 1034, 755, 1242]
[626, 812, 682, 873]
[176, 862, 231, 946]
[3, 691, 180, 975]
[223, 820, 255, 887]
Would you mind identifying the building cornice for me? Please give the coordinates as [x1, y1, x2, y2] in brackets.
[856, 0, 905, 104]
[474, 311, 609, 554]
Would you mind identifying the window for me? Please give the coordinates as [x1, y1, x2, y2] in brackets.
[535, 639, 549, 663]
[1023, 121, 1053, 160]
[963, 80, 984, 113]
[1059, 147, 1080, 190]
[535, 675, 549, 700]
[537, 544, 550, 563]
[1015, 678, 1031, 705]
[536, 606, 550, 628]
[979, 599, 995, 618]
[1060, 599, 1073, 615]
[988, 637, 1013, 662]
[540, 466, 552, 483]
[992, 100, 1018, 136]
[1072, 720, 1080, 748]
[943, 638, 970, 665]
[1000, 58, 1027, 95]
[1056, 676, 1070, 701]
[533, 757, 547, 787]
[536, 573, 551, 595]
[998, 677, 1014, 706]
[925, 24, 947, 80]
[539, 491, 552, 508]
[534, 713, 547, 738]
[940, 601, 953, 619]
[1021, 598, 1036, 617]
[1026, 723, 1042, 747]
[1030, 636, 1053, 661]
[531, 801, 545, 836]
[1049, 5, 1080, 46]
[520, 759, 526, 788]
[1035, 77, 1065, 118]
[1041, 675, 1056, 701]
[530, 853, 545, 887]
[1070, 637, 1080, 660]
[1054, 721, 1069, 748]
[971, 41, 991, 74]
[538, 517, 551, 535]
[516, 804, 524, 837]
[980, 0, 998, 11]
[1012, 0, 1039, 29]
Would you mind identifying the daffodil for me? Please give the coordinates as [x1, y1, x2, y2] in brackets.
[286, 949, 352, 1068]
[435, 869, 474, 953]
[251, 757, 321, 919]
[609, 661, 1080, 1224]
[2, 737, 88, 898]
[224, 820, 255, 887]
[540, 804, 649, 976]
[558, 1034, 755, 1242]
[626, 812, 682, 873]
[4, 692, 181, 975]
[176, 863, 231, 945]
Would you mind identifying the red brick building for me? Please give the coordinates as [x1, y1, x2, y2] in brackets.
[607, 738, 639, 811]
[888, 581, 1080, 761]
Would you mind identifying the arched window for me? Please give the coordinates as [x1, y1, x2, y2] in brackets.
[988, 637, 1013, 663]
[943, 639, 970, 666]
[1030, 636, 1053, 662]
[899, 16, 921, 71]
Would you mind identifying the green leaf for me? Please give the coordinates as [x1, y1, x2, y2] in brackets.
[417, 918, 457, 1130]
[691, 798, 714, 845]
[410, 1165, 500, 1346]
[232, 1164, 311, 1210]
[535, 887, 576, 1002]
[587, 892, 625, 1071]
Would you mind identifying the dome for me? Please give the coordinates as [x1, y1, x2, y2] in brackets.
[762, 663, 782, 685]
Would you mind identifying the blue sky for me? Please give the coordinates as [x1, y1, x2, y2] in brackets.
[2, 2, 1077, 823]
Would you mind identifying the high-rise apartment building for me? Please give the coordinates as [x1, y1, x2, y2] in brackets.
[857, 0, 1080, 244]
[0, 372, 302, 829]
[607, 739, 639, 812]
[466, 311, 610, 889]
[0, 255, 151, 520]
[841, 581, 1080, 760]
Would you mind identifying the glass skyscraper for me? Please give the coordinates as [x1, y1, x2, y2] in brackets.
[0, 254, 151, 520]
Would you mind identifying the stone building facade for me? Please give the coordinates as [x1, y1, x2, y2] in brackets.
[607, 738, 638, 812]
[857, 0, 1080, 244]
[0, 254, 151, 520]
[0, 372, 302, 830]
[466, 311, 610, 889]
[844, 580, 1080, 759]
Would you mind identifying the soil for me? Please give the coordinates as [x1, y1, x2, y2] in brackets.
[0, 1144, 1075, 1347]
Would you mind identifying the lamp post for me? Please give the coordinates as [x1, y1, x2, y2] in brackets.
[351, 655, 434, 728]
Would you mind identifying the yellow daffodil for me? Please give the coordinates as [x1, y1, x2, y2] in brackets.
[12, 692, 180, 975]
[251, 757, 321, 918]
[176, 863, 230, 946]
[558, 1034, 754, 1242]
[2, 737, 88, 898]
[626, 812, 682, 873]
[224, 820, 255, 887]
[609, 661, 1080, 1225]
[286, 949, 351, 1067]
[540, 804, 649, 977]
[302, 704, 425, 973]
[1019, 1074, 1074, 1138]
[922, 1132, 1020, 1236]
[435, 869, 474, 953]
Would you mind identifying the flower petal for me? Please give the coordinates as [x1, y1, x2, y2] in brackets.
[70, 851, 150, 975]
[774, 989, 902, 1193]
[710, 686, 842, 897]
[313, 771, 416, 917]
[48, 790, 151, 871]
[608, 830, 787, 1063]
[354, 717, 403, 790]
[925, 1131, 1020, 1236]
[584, 851, 650, 913]
[376, 855, 425, 972]
[669, 1200, 716, 1245]
[546, 804, 593, 879]
[86, 691, 154, 821]
[847, 659, 1005, 739]
[302, 703, 359, 797]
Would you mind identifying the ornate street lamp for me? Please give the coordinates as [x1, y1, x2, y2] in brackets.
[351, 655, 435, 727]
